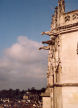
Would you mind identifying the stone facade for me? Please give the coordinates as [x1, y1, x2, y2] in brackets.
[40, 0, 78, 108]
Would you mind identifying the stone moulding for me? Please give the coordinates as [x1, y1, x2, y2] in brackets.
[41, 92, 50, 97]
[42, 22, 78, 37]
[49, 83, 78, 87]
[48, 22, 78, 35]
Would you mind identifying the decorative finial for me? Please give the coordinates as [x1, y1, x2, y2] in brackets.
[58, 0, 65, 15]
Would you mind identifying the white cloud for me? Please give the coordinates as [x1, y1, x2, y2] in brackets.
[0, 36, 48, 90]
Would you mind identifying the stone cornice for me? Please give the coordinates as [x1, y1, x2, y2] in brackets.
[42, 22, 78, 36]
[49, 22, 78, 36]
[54, 83, 78, 87]
[58, 22, 78, 34]
[49, 83, 78, 88]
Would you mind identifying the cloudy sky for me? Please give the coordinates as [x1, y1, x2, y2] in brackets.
[0, 0, 78, 90]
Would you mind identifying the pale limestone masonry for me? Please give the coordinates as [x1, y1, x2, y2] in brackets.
[39, 0, 78, 108]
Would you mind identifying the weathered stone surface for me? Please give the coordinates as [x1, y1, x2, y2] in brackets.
[62, 87, 78, 108]
[43, 97, 51, 108]
[40, 0, 78, 108]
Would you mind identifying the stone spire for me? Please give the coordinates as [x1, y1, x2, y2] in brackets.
[51, 0, 65, 29]
[58, 0, 65, 15]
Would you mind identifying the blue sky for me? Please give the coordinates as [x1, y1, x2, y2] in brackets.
[0, 0, 55, 51]
[0, 0, 78, 90]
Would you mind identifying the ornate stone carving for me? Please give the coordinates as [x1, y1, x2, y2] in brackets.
[65, 15, 70, 22]
[72, 13, 78, 20]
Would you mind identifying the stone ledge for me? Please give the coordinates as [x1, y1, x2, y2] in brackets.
[49, 83, 78, 87]
[41, 92, 50, 97]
